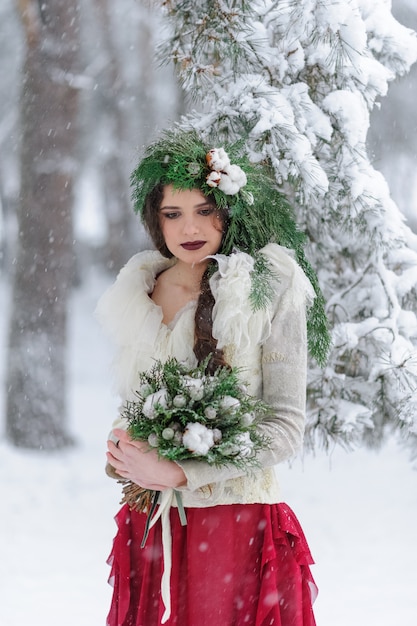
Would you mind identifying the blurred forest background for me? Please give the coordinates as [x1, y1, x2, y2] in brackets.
[0, 0, 415, 268]
[0, 0, 416, 450]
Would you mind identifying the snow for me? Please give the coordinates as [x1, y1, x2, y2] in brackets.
[322, 90, 369, 145]
[1, 271, 416, 626]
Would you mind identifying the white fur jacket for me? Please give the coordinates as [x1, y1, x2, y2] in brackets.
[96, 243, 314, 507]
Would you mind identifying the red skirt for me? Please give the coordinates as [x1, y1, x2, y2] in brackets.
[106, 502, 317, 626]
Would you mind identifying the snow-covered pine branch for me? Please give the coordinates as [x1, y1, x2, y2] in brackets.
[158, 0, 417, 458]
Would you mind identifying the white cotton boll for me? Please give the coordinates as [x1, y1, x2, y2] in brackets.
[217, 173, 241, 195]
[219, 395, 241, 412]
[206, 147, 231, 171]
[217, 165, 247, 195]
[206, 170, 222, 188]
[182, 375, 203, 389]
[183, 376, 205, 401]
[241, 412, 255, 427]
[235, 432, 254, 457]
[142, 388, 169, 418]
[225, 164, 247, 187]
[183, 423, 215, 455]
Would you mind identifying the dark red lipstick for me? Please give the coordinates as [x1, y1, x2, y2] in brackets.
[181, 241, 206, 250]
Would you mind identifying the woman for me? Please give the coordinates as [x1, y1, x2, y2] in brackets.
[97, 129, 329, 626]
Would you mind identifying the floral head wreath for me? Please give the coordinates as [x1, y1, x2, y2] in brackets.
[131, 128, 330, 365]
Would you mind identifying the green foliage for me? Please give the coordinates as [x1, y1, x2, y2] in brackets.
[122, 357, 272, 469]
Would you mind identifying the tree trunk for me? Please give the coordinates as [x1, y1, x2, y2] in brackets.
[92, 0, 139, 270]
[6, 0, 80, 449]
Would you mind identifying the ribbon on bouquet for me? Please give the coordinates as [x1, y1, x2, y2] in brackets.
[141, 489, 187, 623]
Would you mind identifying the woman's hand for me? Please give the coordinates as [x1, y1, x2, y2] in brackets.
[106, 428, 187, 491]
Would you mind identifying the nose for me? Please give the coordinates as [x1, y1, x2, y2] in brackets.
[182, 215, 199, 235]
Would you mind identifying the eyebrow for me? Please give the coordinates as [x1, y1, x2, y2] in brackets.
[159, 201, 213, 210]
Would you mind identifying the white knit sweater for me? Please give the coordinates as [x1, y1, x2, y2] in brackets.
[96, 243, 314, 508]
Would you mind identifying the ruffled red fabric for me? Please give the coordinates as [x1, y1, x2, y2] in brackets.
[106, 502, 317, 626]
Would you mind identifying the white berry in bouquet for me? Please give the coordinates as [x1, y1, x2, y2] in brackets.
[204, 406, 217, 420]
[162, 427, 175, 441]
[147, 433, 159, 447]
[212, 428, 222, 443]
[173, 394, 187, 408]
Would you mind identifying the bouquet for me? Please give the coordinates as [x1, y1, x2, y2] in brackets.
[119, 357, 272, 513]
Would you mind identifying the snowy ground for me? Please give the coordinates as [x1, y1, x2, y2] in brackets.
[0, 270, 416, 626]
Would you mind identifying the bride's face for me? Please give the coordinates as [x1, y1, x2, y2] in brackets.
[159, 185, 223, 265]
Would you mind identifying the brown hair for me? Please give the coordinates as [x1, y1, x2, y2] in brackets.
[142, 184, 229, 373]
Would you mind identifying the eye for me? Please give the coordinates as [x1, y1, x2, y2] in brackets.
[198, 206, 215, 216]
[161, 211, 180, 220]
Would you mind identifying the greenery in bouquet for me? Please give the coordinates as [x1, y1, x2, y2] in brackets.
[118, 358, 273, 514]
[123, 357, 272, 471]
